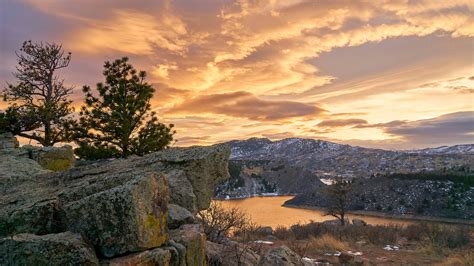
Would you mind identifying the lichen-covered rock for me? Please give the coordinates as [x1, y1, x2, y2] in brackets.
[1, 198, 66, 236]
[0, 144, 229, 261]
[0, 231, 98, 265]
[168, 204, 195, 229]
[0, 154, 50, 182]
[167, 240, 187, 266]
[166, 169, 197, 214]
[170, 224, 207, 266]
[129, 144, 230, 213]
[261, 246, 303, 266]
[64, 172, 169, 258]
[0, 165, 170, 258]
[23, 145, 75, 171]
[100, 247, 172, 266]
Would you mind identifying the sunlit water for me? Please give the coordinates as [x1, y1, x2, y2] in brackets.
[215, 196, 412, 228]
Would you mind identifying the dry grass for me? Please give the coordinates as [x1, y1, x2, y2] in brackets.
[308, 234, 349, 252]
[436, 251, 474, 266]
[272, 221, 470, 248]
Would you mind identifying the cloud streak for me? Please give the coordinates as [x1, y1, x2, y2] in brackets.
[170, 91, 326, 121]
[354, 112, 474, 147]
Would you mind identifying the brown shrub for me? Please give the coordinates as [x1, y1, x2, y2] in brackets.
[197, 201, 250, 243]
[269, 221, 471, 248]
[308, 234, 349, 252]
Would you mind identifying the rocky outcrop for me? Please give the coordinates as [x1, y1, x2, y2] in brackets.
[0, 153, 50, 181]
[0, 231, 98, 265]
[261, 246, 303, 266]
[23, 145, 75, 171]
[0, 144, 230, 265]
[168, 204, 195, 229]
[63, 172, 169, 257]
[170, 224, 207, 266]
[133, 144, 231, 213]
[0, 137, 74, 179]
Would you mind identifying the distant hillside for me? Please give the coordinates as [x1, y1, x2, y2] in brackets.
[214, 138, 473, 199]
[284, 176, 474, 220]
[408, 144, 474, 155]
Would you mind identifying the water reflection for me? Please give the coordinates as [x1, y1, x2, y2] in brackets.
[215, 196, 412, 228]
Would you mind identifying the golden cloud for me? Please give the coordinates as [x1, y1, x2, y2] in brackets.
[169, 91, 326, 121]
[7, 0, 474, 147]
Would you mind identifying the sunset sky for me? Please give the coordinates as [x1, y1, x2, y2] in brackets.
[0, 0, 473, 149]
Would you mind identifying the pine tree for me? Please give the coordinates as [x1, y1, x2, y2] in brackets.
[0, 106, 40, 135]
[74, 57, 175, 159]
[2, 40, 75, 146]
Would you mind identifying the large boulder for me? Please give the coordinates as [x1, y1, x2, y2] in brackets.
[0, 153, 50, 182]
[170, 224, 207, 266]
[261, 246, 303, 266]
[131, 144, 231, 213]
[168, 204, 195, 229]
[63, 172, 169, 258]
[0, 231, 98, 265]
[24, 145, 76, 171]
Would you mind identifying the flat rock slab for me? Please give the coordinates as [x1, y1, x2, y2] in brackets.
[0, 231, 98, 265]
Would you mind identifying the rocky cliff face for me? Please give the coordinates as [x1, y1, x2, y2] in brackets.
[215, 160, 325, 199]
[0, 140, 230, 265]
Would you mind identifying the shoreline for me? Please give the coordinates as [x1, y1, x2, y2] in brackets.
[214, 195, 474, 226]
[214, 193, 295, 200]
[283, 203, 474, 226]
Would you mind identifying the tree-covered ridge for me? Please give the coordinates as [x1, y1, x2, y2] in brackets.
[385, 167, 474, 187]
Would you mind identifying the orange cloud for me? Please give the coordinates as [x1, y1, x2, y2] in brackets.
[317, 119, 368, 128]
[169, 91, 326, 121]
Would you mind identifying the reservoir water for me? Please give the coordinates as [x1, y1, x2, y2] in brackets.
[216, 196, 412, 228]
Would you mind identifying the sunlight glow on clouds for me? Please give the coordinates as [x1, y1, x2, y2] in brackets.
[0, 0, 473, 149]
